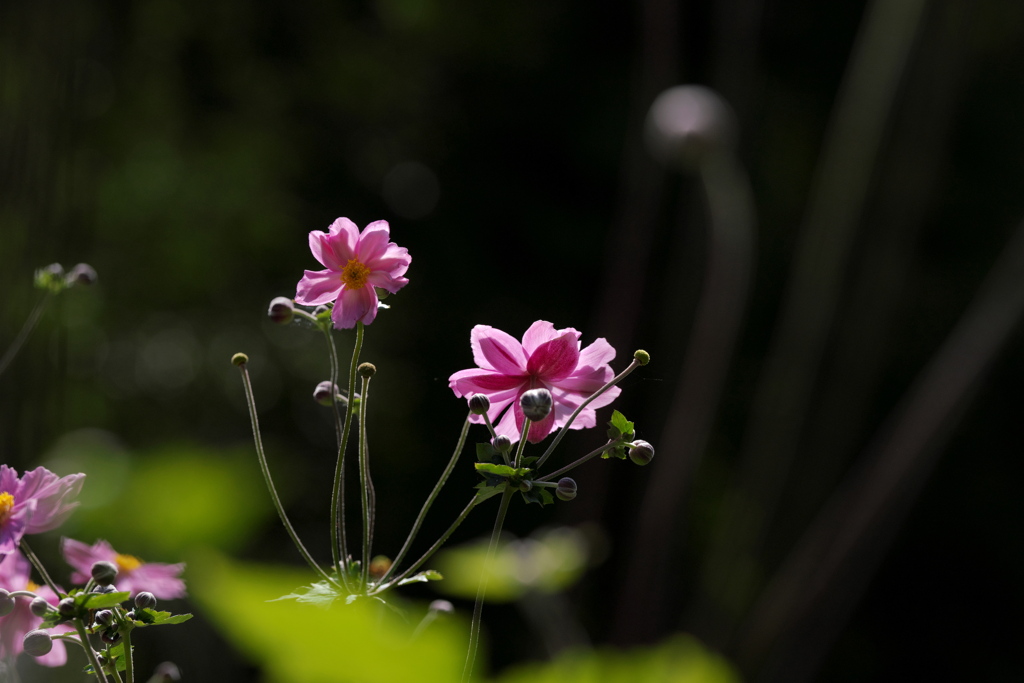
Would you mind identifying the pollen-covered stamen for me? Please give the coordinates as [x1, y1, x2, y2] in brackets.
[115, 554, 142, 573]
[340, 259, 371, 290]
[0, 492, 14, 524]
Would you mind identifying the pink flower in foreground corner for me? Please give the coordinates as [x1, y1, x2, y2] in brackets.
[295, 217, 411, 329]
[0, 551, 73, 667]
[449, 321, 621, 444]
[61, 538, 186, 600]
[0, 466, 85, 559]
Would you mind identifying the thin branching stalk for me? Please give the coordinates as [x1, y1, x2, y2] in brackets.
[120, 625, 134, 683]
[75, 619, 110, 683]
[237, 363, 340, 589]
[358, 371, 375, 587]
[332, 323, 364, 575]
[537, 440, 614, 482]
[0, 292, 51, 379]
[513, 417, 531, 469]
[19, 539, 61, 597]
[380, 414, 473, 584]
[322, 325, 350, 583]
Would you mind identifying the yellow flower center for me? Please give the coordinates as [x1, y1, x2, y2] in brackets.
[116, 553, 143, 573]
[25, 580, 39, 592]
[0, 492, 14, 524]
[340, 259, 371, 290]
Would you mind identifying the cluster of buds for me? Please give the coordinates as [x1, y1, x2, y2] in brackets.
[33, 262, 98, 293]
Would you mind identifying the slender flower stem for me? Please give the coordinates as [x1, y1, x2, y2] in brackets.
[0, 292, 51, 380]
[537, 441, 615, 482]
[74, 620, 110, 683]
[462, 487, 514, 683]
[322, 326, 350, 584]
[332, 323, 364, 575]
[237, 363, 341, 589]
[481, 413, 509, 466]
[358, 371, 375, 587]
[19, 539, 61, 597]
[372, 495, 481, 593]
[120, 626, 134, 683]
[535, 360, 642, 470]
[380, 414, 473, 584]
[513, 418, 531, 469]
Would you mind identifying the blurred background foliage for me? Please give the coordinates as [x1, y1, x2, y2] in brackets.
[2, 0, 1024, 681]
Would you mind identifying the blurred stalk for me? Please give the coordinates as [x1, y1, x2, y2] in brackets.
[692, 0, 930, 644]
[741, 215, 1024, 682]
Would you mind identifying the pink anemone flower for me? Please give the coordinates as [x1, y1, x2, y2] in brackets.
[0, 551, 73, 667]
[61, 538, 186, 600]
[0, 466, 85, 558]
[449, 321, 620, 444]
[295, 217, 411, 329]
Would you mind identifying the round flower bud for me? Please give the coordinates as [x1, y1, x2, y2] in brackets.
[520, 388, 553, 422]
[429, 599, 454, 614]
[556, 477, 578, 501]
[91, 560, 118, 586]
[94, 609, 115, 627]
[468, 394, 490, 415]
[645, 85, 737, 171]
[633, 349, 651, 366]
[493, 435, 512, 453]
[0, 590, 13, 617]
[518, 480, 532, 492]
[101, 629, 122, 644]
[231, 352, 248, 367]
[152, 662, 182, 682]
[313, 381, 342, 407]
[628, 440, 655, 466]
[22, 630, 53, 657]
[135, 591, 158, 610]
[93, 585, 116, 594]
[30, 597, 51, 617]
[267, 296, 295, 324]
[34, 263, 66, 292]
[357, 362, 377, 378]
[58, 596, 77, 618]
[313, 305, 330, 318]
[66, 263, 98, 286]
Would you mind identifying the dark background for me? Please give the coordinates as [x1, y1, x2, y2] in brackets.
[2, 0, 1023, 681]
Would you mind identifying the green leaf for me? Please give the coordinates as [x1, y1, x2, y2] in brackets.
[474, 462, 517, 477]
[520, 487, 554, 507]
[396, 570, 443, 586]
[82, 591, 131, 610]
[475, 442, 497, 461]
[274, 580, 346, 609]
[133, 608, 193, 626]
[474, 484, 505, 503]
[610, 410, 634, 438]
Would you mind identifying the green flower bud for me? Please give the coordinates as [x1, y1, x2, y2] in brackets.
[29, 597, 51, 617]
[135, 591, 158, 610]
[58, 596, 77, 618]
[22, 630, 53, 657]
[468, 394, 490, 415]
[628, 440, 655, 466]
[493, 435, 512, 453]
[556, 477, 577, 501]
[633, 349, 651, 366]
[92, 585, 116, 594]
[267, 297, 295, 324]
[231, 352, 248, 367]
[314, 381, 343, 407]
[518, 479, 533, 492]
[94, 609, 114, 627]
[34, 263, 66, 292]
[520, 388, 552, 422]
[0, 590, 13, 617]
[66, 263, 98, 286]
[91, 560, 118, 586]
[101, 629, 122, 644]
[358, 362, 376, 378]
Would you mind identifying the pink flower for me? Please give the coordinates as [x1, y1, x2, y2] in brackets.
[0, 466, 85, 558]
[295, 218, 411, 329]
[449, 321, 620, 443]
[61, 538, 186, 600]
[0, 551, 73, 667]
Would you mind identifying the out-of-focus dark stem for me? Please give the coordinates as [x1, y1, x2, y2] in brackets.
[331, 322, 364, 580]
[322, 325, 350, 585]
[358, 371, 375, 588]
[0, 292, 52, 379]
[19, 538, 62, 597]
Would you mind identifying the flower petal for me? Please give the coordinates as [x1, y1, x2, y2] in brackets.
[577, 337, 616, 370]
[367, 270, 410, 294]
[526, 331, 581, 381]
[332, 285, 378, 329]
[448, 368, 525, 397]
[17, 469, 84, 534]
[295, 269, 343, 305]
[355, 220, 392, 260]
[470, 325, 527, 375]
[128, 563, 187, 599]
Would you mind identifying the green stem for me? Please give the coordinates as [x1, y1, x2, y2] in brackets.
[535, 360, 641, 470]
[19, 539, 61, 597]
[380, 415, 473, 584]
[0, 292, 52, 380]
[322, 325, 350, 588]
[513, 418, 531, 469]
[120, 626, 134, 683]
[462, 487, 514, 683]
[237, 363, 341, 589]
[74, 620, 109, 683]
[537, 440, 615, 482]
[358, 371, 375, 588]
[371, 495, 481, 594]
[332, 323, 364, 576]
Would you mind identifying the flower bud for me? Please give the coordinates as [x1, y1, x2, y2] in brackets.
[151, 662, 182, 682]
[358, 362, 376, 378]
[629, 440, 655, 466]
[518, 480, 532, 492]
[633, 349, 651, 366]
[493, 435, 512, 453]
[520, 388, 553, 422]
[645, 85, 737, 171]
[22, 630, 53, 657]
[101, 629, 122, 644]
[231, 352, 248, 367]
[93, 585, 116, 594]
[313, 381, 342, 407]
[369, 556, 392, 580]
[313, 305, 330, 318]
[135, 591, 158, 610]
[94, 609, 115, 627]
[34, 263, 66, 292]
[0, 590, 13, 617]
[429, 599, 454, 614]
[267, 296, 295, 324]
[58, 596, 77, 618]
[556, 477, 577, 501]
[468, 394, 490, 415]
[30, 597, 51, 617]
[91, 560, 118, 586]
[66, 263, 98, 286]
